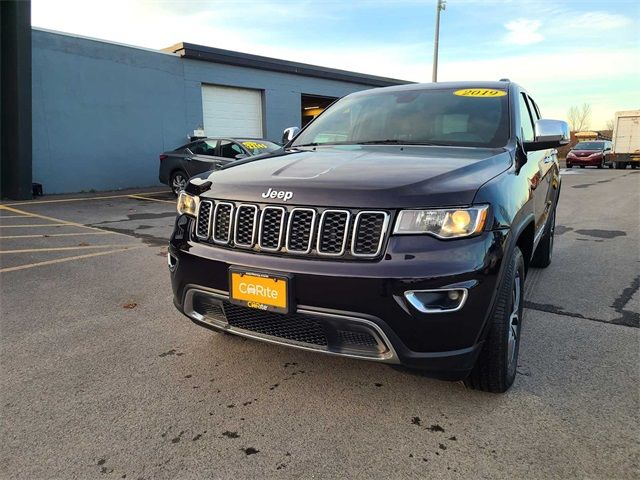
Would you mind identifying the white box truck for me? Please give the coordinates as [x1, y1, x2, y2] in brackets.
[611, 110, 640, 169]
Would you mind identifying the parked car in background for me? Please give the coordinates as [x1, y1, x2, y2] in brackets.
[159, 138, 281, 195]
[611, 110, 640, 169]
[566, 140, 613, 169]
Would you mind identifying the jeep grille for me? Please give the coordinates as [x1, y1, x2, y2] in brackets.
[195, 200, 390, 259]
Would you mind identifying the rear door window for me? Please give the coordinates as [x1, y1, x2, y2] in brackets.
[189, 140, 218, 156]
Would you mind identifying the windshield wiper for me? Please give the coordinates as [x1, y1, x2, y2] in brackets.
[356, 140, 444, 146]
[292, 143, 320, 147]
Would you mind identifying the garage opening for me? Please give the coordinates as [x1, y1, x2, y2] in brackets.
[301, 94, 337, 127]
[202, 84, 263, 138]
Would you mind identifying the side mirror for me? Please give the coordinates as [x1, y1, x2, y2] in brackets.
[234, 153, 248, 160]
[281, 126, 300, 145]
[524, 119, 570, 151]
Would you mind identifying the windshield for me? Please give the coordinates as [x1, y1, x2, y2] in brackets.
[573, 141, 603, 150]
[292, 87, 510, 149]
[240, 140, 281, 155]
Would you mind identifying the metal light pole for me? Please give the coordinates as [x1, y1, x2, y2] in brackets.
[432, 0, 446, 82]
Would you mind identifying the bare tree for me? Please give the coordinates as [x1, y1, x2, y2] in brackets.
[605, 118, 615, 131]
[567, 104, 592, 131]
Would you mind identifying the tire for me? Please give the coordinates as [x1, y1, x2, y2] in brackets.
[597, 160, 603, 169]
[170, 170, 188, 196]
[614, 161, 627, 170]
[631, 163, 638, 169]
[464, 247, 525, 393]
[608, 163, 613, 169]
[579, 165, 585, 168]
[566, 164, 572, 169]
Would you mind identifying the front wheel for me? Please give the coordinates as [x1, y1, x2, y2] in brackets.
[597, 160, 603, 169]
[580, 165, 585, 169]
[614, 161, 627, 170]
[464, 247, 525, 393]
[566, 164, 573, 169]
[170, 170, 189, 196]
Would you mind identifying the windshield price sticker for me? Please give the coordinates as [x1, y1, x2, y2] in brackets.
[242, 141, 268, 150]
[454, 88, 507, 98]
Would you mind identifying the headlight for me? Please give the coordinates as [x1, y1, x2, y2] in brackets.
[394, 206, 489, 239]
[176, 191, 199, 217]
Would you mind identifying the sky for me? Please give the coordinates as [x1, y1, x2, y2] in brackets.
[32, 0, 640, 130]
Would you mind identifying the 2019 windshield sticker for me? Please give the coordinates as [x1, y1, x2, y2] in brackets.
[243, 141, 268, 150]
[454, 88, 507, 98]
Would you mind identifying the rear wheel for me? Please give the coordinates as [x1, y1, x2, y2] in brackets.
[566, 164, 573, 169]
[464, 247, 525, 393]
[170, 170, 188, 196]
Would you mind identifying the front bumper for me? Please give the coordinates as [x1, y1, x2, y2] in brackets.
[567, 155, 603, 166]
[169, 216, 510, 379]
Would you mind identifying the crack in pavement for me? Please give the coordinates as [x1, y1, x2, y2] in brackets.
[88, 224, 168, 247]
[525, 301, 638, 328]
[610, 275, 640, 327]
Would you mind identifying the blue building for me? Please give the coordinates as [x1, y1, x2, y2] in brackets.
[31, 29, 408, 194]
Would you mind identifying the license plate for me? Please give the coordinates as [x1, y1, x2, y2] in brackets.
[229, 268, 291, 314]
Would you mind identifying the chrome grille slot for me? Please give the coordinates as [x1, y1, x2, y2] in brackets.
[351, 211, 389, 257]
[317, 210, 350, 256]
[212, 202, 233, 244]
[258, 206, 286, 251]
[234, 204, 259, 247]
[286, 208, 316, 254]
[196, 200, 213, 239]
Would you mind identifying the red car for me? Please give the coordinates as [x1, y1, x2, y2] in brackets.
[566, 140, 613, 168]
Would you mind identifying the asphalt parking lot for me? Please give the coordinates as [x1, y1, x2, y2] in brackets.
[1, 169, 639, 479]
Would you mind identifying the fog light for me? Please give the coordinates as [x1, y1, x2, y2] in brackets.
[404, 288, 468, 313]
[448, 290, 461, 301]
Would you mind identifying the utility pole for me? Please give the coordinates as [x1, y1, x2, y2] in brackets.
[432, 0, 446, 83]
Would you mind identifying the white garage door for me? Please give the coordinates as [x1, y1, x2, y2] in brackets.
[201, 85, 263, 138]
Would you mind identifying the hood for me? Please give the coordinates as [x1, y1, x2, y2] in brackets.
[192, 145, 511, 208]
[570, 149, 601, 156]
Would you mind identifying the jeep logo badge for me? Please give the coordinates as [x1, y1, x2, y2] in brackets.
[261, 188, 293, 202]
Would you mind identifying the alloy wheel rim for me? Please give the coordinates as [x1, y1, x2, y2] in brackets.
[507, 272, 521, 369]
[172, 175, 187, 193]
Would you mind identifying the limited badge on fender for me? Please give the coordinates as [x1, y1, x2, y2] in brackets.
[454, 88, 507, 98]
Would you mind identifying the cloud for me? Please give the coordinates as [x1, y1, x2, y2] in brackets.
[503, 19, 544, 45]
[569, 11, 631, 30]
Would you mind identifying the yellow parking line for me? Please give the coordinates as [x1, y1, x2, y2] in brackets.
[0, 244, 140, 254]
[128, 194, 176, 204]
[0, 205, 127, 236]
[0, 232, 114, 239]
[0, 246, 145, 273]
[0, 224, 72, 228]
[2, 191, 169, 206]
